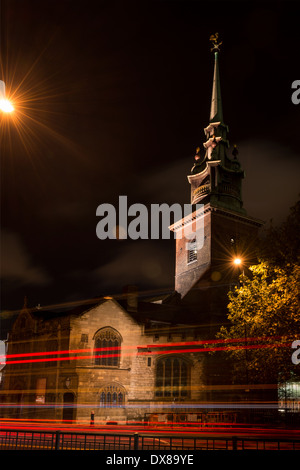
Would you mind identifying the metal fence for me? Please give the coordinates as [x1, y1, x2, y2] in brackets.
[0, 429, 299, 450]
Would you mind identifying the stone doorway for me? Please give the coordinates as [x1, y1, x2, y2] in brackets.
[62, 392, 75, 422]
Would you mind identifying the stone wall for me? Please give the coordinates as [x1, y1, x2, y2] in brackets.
[2, 298, 207, 425]
[68, 299, 146, 423]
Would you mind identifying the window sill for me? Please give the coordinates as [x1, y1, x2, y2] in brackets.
[187, 260, 197, 266]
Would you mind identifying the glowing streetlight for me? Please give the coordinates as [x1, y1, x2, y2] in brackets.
[0, 98, 14, 113]
[233, 257, 242, 266]
[232, 257, 246, 286]
[0, 80, 14, 113]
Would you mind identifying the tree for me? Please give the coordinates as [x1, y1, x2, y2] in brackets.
[217, 200, 300, 386]
[217, 261, 300, 385]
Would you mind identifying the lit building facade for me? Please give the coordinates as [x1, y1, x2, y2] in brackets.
[1, 40, 264, 426]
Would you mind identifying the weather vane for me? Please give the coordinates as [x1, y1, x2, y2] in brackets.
[210, 33, 222, 52]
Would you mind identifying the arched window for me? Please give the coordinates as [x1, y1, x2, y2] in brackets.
[94, 328, 121, 367]
[155, 356, 190, 399]
[99, 384, 125, 407]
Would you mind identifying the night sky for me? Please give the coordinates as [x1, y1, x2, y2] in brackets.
[1, 0, 300, 322]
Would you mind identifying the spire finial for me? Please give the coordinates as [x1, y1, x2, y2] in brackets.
[209, 33, 222, 52]
[209, 34, 223, 123]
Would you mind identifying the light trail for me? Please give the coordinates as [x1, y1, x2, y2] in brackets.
[137, 342, 292, 356]
[142, 334, 288, 348]
[0, 401, 291, 410]
[2, 341, 293, 365]
[0, 384, 280, 396]
[1, 334, 295, 364]
[0, 420, 299, 438]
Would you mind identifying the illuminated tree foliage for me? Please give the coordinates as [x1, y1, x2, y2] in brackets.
[218, 200, 300, 384]
[218, 261, 300, 384]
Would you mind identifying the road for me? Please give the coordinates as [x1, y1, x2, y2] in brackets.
[0, 421, 299, 450]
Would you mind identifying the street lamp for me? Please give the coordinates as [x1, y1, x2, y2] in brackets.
[0, 80, 14, 113]
[232, 256, 250, 398]
[233, 257, 242, 266]
[232, 257, 245, 281]
[0, 98, 14, 113]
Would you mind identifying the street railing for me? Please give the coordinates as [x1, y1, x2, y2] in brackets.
[0, 429, 299, 450]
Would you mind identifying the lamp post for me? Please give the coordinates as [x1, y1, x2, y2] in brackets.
[232, 257, 250, 421]
[233, 257, 246, 284]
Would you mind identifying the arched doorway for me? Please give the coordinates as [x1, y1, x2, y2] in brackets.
[62, 392, 75, 422]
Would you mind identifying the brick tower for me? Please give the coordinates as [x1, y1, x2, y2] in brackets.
[170, 36, 263, 305]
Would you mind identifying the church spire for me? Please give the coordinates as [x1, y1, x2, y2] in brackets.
[209, 33, 223, 122]
[170, 35, 263, 299]
[209, 33, 223, 123]
[187, 34, 246, 214]
[210, 50, 223, 123]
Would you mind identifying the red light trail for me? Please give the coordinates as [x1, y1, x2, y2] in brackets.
[0, 418, 299, 439]
[1, 335, 296, 365]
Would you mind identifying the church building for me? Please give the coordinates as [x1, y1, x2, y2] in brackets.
[1, 38, 263, 426]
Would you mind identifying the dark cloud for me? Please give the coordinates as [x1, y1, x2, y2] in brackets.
[1, 0, 300, 315]
[239, 140, 300, 224]
[91, 241, 173, 293]
[1, 230, 51, 286]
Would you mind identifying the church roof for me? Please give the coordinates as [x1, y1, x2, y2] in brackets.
[26, 297, 106, 321]
[26, 294, 201, 329]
